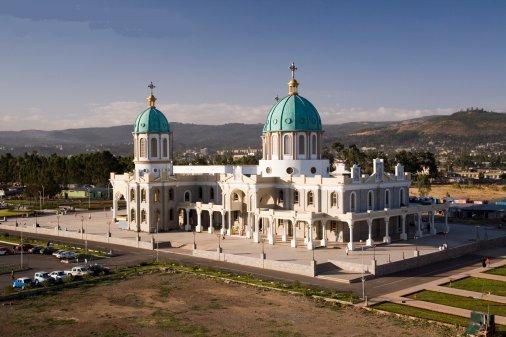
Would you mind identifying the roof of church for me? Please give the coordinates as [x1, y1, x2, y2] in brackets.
[133, 106, 170, 134]
[263, 94, 322, 132]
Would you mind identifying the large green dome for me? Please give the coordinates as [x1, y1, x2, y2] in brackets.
[263, 94, 322, 132]
[133, 107, 170, 134]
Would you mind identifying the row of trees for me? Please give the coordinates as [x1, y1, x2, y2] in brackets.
[0, 152, 134, 197]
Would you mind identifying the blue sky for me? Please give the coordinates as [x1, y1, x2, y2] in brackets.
[0, 0, 505, 130]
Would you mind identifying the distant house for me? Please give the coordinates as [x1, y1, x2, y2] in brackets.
[449, 200, 505, 221]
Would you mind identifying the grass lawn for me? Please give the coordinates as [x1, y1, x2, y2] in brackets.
[445, 277, 506, 297]
[409, 290, 506, 317]
[373, 302, 506, 333]
[486, 265, 506, 277]
[0, 209, 29, 218]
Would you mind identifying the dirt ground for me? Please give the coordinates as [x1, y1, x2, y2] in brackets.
[0, 272, 458, 337]
[410, 184, 506, 201]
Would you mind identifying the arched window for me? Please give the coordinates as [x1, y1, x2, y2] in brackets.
[278, 190, 284, 203]
[151, 138, 158, 157]
[141, 189, 146, 202]
[400, 188, 406, 206]
[210, 187, 215, 200]
[298, 134, 305, 155]
[154, 189, 160, 203]
[311, 134, 317, 155]
[307, 191, 314, 206]
[130, 189, 135, 201]
[271, 134, 278, 156]
[169, 209, 174, 220]
[283, 134, 292, 155]
[139, 138, 146, 157]
[350, 192, 356, 212]
[162, 138, 168, 157]
[198, 187, 203, 200]
[168, 188, 174, 201]
[330, 192, 338, 207]
[233, 193, 239, 201]
[368, 190, 374, 210]
[294, 190, 299, 204]
[385, 189, 390, 208]
[184, 191, 190, 202]
[141, 209, 146, 223]
[130, 209, 135, 222]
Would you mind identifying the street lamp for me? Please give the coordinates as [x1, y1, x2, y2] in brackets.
[361, 243, 366, 304]
[156, 218, 160, 263]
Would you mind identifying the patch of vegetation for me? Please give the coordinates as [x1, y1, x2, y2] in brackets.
[445, 277, 506, 297]
[269, 329, 305, 337]
[138, 309, 208, 337]
[0, 209, 30, 218]
[43, 317, 77, 325]
[486, 265, 506, 277]
[108, 293, 144, 307]
[408, 290, 506, 316]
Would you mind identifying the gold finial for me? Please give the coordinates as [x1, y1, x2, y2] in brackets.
[147, 81, 157, 107]
[288, 62, 299, 95]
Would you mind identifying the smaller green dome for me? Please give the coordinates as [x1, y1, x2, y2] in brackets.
[263, 94, 322, 132]
[133, 107, 170, 134]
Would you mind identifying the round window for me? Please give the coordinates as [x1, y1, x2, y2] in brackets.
[154, 168, 158, 172]
[286, 167, 294, 174]
[266, 167, 272, 174]
[310, 167, 316, 174]
[285, 118, 292, 124]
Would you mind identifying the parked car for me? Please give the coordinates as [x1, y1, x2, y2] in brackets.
[65, 266, 89, 277]
[15, 244, 34, 252]
[60, 251, 77, 260]
[33, 272, 52, 285]
[28, 246, 43, 254]
[88, 264, 111, 276]
[53, 250, 66, 258]
[12, 277, 32, 289]
[40, 247, 57, 255]
[49, 270, 67, 282]
[0, 247, 14, 255]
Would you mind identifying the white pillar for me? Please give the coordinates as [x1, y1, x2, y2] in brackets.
[337, 223, 344, 243]
[253, 215, 260, 243]
[268, 217, 275, 245]
[366, 218, 373, 246]
[246, 213, 252, 239]
[307, 220, 314, 250]
[320, 221, 327, 247]
[196, 210, 202, 232]
[112, 198, 117, 220]
[281, 219, 287, 242]
[227, 211, 232, 236]
[290, 219, 297, 248]
[400, 214, 407, 240]
[430, 211, 436, 235]
[208, 212, 214, 234]
[416, 213, 423, 237]
[220, 211, 226, 235]
[347, 220, 355, 250]
[185, 209, 191, 231]
[383, 217, 391, 243]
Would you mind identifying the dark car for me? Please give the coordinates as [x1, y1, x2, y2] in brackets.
[88, 264, 111, 276]
[0, 247, 14, 255]
[40, 247, 57, 255]
[15, 244, 34, 252]
[28, 246, 43, 254]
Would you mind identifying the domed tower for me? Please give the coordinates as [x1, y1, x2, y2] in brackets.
[259, 63, 329, 177]
[133, 82, 173, 179]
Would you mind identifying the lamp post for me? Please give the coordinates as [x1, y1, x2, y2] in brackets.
[156, 218, 160, 263]
[193, 226, 196, 250]
[57, 214, 60, 236]
[361, 242, 366, 304]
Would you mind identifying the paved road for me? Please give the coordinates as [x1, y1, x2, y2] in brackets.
[0, 229, 502, 298]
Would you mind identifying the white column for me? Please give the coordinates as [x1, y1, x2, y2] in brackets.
[430, 211, 436, 235]
[416, 213, 423, 237]
[366, 218, 373, 246]
[444, 210, 449, 233]
[337, 223, 344, 243]
[268, 217, 275, 245]
[220, 211, 226, 235]
[246, 213, 252, 239]
[208, 211, 214, 234]
[290, 219, 297, 248]
[347, 220, 355, 250]
[112, 198, 117, 220]
[383, 217, 391, 243]
[320, 221, 327, 247]
[227, 211, 232, 236]
[400, 214, 407, 240]
[253, 215, 260, 243]
[306, 220, 314, 250]
[281, 219, 287, 242]
[185, 209, 191, 231]
[196, 209, 202, 232]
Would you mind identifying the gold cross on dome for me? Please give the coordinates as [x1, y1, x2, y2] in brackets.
[289, 62, 297, 79]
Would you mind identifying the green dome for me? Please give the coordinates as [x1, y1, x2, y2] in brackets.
[263, 95, 322, 132]
[133, 107, 170, 134]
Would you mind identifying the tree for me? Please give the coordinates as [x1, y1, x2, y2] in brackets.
[416, 174, 431, 197]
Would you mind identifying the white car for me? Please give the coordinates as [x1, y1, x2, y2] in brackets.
[49, 270, 66, 281]
[53, 250, 67, 258]
[33, 272, 51, 285]
[65, 266, 89, 277]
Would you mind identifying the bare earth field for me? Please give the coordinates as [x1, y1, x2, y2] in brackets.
[410, 184, 506, 201]
[0, 272, 458, 337]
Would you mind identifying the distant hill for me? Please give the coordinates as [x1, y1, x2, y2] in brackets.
[0, 109, 504, 155]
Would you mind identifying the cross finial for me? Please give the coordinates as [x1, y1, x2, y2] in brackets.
[148, 81, 156, 94]
[289, 62, 297, 79]
[274, 94, 279, 102]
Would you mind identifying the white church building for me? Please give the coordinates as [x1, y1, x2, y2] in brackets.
[110, 64, 448, 251]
